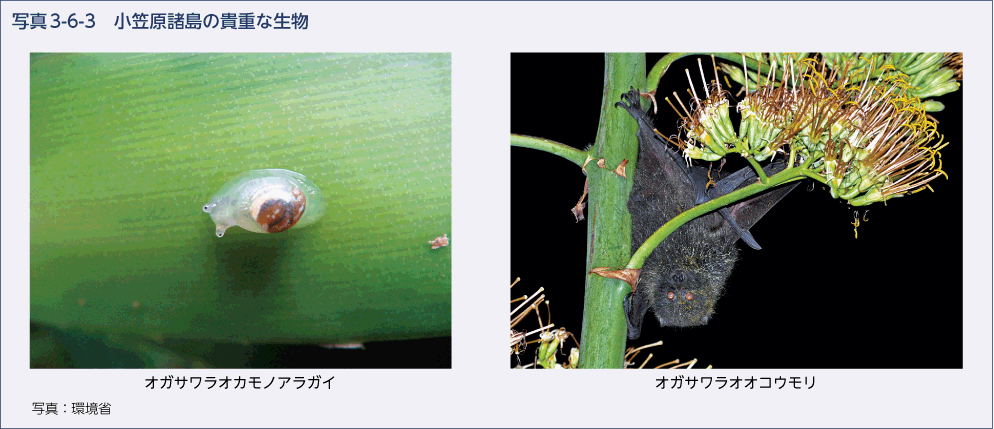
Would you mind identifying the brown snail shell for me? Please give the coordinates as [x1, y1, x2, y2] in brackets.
[249, 182, 306, 233]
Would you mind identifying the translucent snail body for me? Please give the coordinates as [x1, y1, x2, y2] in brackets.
[203, 169, 326, 237]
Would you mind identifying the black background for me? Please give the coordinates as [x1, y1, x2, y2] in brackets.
[246, 338, 451, 368]
[511, 53, 963, 369]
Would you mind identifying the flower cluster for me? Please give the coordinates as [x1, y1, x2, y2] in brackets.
[822, 52, 962, 105]
[666, 53, 951, 206]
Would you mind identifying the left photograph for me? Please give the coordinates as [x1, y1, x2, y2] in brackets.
[30, 53, 452, 368]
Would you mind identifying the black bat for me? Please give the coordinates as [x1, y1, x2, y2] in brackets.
[616, 89, 798, 339]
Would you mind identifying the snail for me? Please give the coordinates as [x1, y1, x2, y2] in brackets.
[202, 169, 326, 237]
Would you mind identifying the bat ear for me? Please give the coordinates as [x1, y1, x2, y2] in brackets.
[623, 292, 649, 340]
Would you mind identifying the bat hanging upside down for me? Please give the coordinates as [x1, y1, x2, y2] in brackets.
[616, 89, 798, 339]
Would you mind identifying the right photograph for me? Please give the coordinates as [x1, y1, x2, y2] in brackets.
[511, 53, 963, 369]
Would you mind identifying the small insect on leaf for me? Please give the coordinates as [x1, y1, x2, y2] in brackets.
[429, 234, 449, 249]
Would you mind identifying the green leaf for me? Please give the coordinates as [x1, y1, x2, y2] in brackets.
[30, 53, 451, 352]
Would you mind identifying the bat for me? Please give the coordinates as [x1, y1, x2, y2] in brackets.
[616, 89, 798, 339]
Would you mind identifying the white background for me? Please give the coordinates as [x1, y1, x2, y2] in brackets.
[2, 1, 992, 427]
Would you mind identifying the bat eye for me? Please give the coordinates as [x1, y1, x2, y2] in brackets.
[685, 292, 694, 301]
[666, 291, 675, 300]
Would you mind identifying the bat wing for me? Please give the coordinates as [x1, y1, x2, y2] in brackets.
[724, 181, 798, 239]
[616, 88, 695, 201]
[623, 291, 650, 340]
[707, 162, 798, 250]
[618, 88, 697, 247]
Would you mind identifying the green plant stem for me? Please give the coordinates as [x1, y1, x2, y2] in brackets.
[647, 53, 692, 92]
[746, 157, 769, 184]
[511, 134, 589, 166]
[648, 53, 787, 93]
[577, 53, 643, 369]
[801, 168, 829, 184]
[626, 164, 813, 270]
